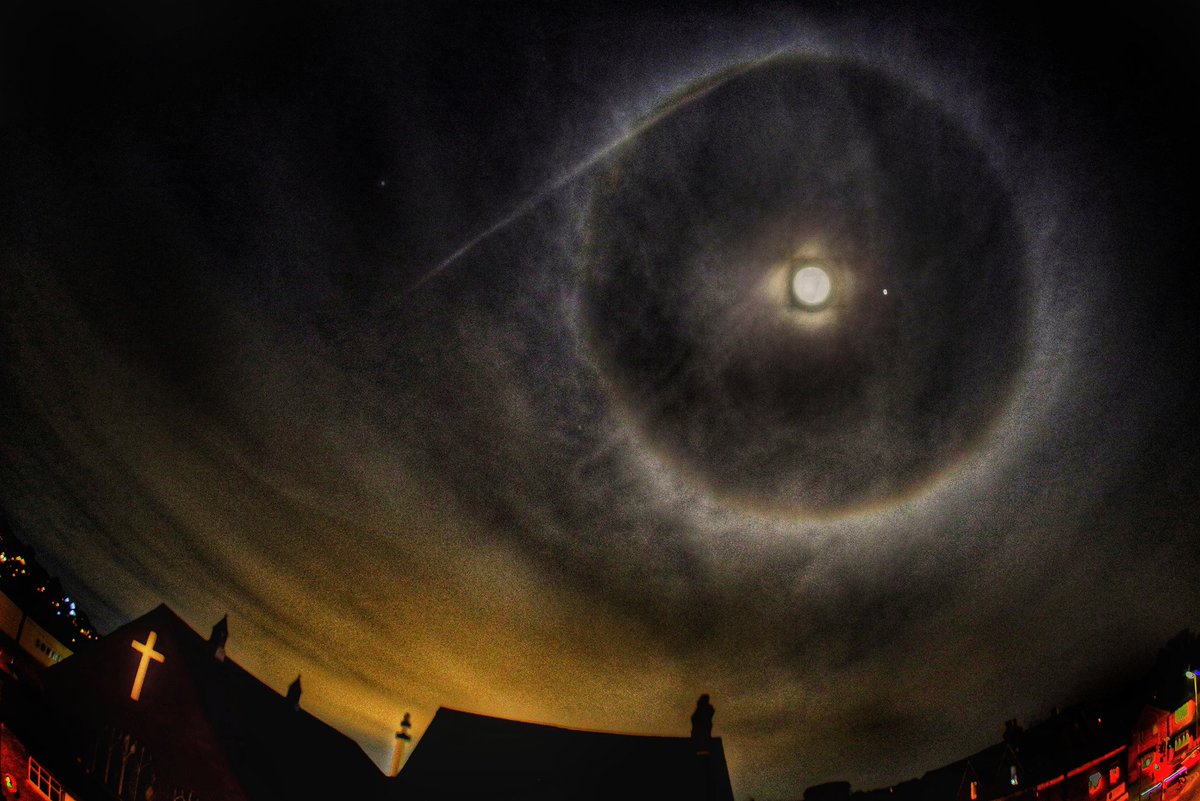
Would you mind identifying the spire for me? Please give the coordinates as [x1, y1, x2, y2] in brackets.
[209, 615, 228, 662]
[286, 675, 302, 710]
[391, 712, 413, 776]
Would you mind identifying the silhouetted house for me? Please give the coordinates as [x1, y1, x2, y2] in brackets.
[1030, 745, 1126, 801]
[912, 740, 1021, 801]
[389, 706, 736, 801]
[0, 588, 73, 670]
[832, 637, 1200, 801]
[1, 603, 386, 800]
[0, 517, 99, 675]
[806, 780, 852, 801]
[843, 706, 1129, 801]
[850, 776, 924, 801]
[1128, 698, 1196, 793]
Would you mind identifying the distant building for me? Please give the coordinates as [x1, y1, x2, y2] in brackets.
[0, 514, 99, 671]
[841, 705, 1129, 801]
[805, 780, 852, 801]
[0, 589, 73, 668]
[388, 705, 737, 801]
[1129, 705, 1172, 790]
[1128, 697, 1196, 794]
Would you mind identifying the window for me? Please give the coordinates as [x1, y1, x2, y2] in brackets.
[28, 758, 63, 801]
[970, 781, 978, 800]
[33, 638, 62, 663]
[1172, 731, 1191, 752]
[1141, 753, 1154, 770]
[1088, 772, 1103, 794]
[1174, 702, 1193, 725]
[1010, 765, 1019, 786]
[1109, 765, 1120, 784]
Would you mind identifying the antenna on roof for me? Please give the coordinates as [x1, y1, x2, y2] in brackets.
[391, 712, 413, 776]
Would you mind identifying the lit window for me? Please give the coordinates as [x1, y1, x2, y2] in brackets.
[1010, 766, 1019, 786]
[1174, 703, 1193, 724]
[1172, 731, 1191, 752]
[1109, 766, 1120, 784]
[1142, 754, 1154, 770]
[28, 757, 63, 801]
[970, 781, 978, 800]
[1088, 772, 1102, 794]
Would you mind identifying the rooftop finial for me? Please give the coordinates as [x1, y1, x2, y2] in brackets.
[286, 675, 302, 710]
[209, 615, 228, 661]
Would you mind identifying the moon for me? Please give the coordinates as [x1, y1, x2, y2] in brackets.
[791, 263, 832, 308]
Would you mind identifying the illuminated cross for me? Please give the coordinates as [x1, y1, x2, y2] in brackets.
[130, 631, 165, 701]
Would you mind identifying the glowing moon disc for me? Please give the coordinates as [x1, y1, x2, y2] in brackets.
[791, 264, 832, 308]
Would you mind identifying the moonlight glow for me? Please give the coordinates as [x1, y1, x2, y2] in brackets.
[791, 264, 832, 308]
[583, 57, 1029, 514]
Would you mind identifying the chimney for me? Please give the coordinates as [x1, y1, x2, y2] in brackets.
[286, 676, 302, 711]
[209, 615, 228, 662]
[690, 694, 715, 755]
[391, 712, 412, 776]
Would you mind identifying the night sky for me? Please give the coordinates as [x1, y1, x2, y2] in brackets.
[2, 2, 1198, 799]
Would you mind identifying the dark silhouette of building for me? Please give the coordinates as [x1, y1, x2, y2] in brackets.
[809, 632, 1200, 801]
[389, 705, 736, 801]
[805, 780, 851, 801]
[1, 599, 740, 801]
[840, 704, 1132, 801]
[0, 513, 99, 674]
[1, 603, 386, 800]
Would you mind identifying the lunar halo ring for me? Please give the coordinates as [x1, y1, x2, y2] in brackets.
[573, 48, 1044, 529]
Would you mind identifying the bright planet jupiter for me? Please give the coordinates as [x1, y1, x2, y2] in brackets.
[0, 3, 1196, 800]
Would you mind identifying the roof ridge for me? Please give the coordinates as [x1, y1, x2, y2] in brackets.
[433, 706, 704, 741]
